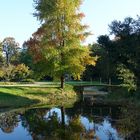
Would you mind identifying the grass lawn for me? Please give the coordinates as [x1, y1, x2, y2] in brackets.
[0, 84, 77, 109]
[0, 80, 120, 108]
[0, 80, 106, 87]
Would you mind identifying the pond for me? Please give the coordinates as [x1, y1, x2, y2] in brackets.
[0, 101, 140, 140]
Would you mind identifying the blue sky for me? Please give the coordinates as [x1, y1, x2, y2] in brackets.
[0, 0, 140, 46]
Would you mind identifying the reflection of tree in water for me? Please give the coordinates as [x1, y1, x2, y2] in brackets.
[0, 112, 19, 133]
[1, 103, 139, 139]
[21, 108, 48, 136]
[66, 103, 122, 140]
[21, 107, 99, 140]
[66, 101, 120, 123]
[116, 105, 140, 139]
[67, 115, 99, 140]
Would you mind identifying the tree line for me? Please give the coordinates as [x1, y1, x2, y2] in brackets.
[84, 16, 140, 91]
[0, 0, 97, 88]
[0, 0, 140, 91]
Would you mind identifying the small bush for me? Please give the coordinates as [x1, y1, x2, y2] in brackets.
[12, 64, 31, 81]
[0, 69, 5, 80]
[0, 64, 33, 82]
[117, 64, 137, 91]
[0, 65, 15, 81]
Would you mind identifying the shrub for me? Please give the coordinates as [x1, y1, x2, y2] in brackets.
[117, 64, 136, 91]
[0, 69, 5, 80]
[0, 64, 32, 82]
[1, 65, 15, 81]
[12, 64, 31, 81]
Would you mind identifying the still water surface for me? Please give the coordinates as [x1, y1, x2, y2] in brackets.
[0, 102, 139, 140]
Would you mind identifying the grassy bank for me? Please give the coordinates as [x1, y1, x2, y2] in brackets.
[0, 84, 78, 109]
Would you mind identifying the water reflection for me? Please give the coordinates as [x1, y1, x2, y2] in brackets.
[0, 112, 19, 133]
[116, 105, 140, 140]
[0, 102, 139, 140]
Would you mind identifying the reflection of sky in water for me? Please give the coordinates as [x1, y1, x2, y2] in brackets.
[45, 108, 62, 120]
[45, 108, 123, 140]
[44, 108, 69, 124]
[0, 122, 32, 140]
[80, 116, 123, 140]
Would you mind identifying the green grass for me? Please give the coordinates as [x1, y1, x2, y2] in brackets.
[0, 81, 122, 109]
[0, 84, 77, 109]
[0, 80, 109, 87]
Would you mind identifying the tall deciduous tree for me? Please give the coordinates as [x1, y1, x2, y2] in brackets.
[29, 0, 97, 88]
[109, 16, 140, 86]
[91, 16, 140, 88]
[0, 42, 4, 66]
[2, 37, 20, 66]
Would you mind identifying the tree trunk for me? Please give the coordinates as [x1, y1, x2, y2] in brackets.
[6, 53, 9, 66]
[60, 106, 65, 126]
[60, 76, 65, 89]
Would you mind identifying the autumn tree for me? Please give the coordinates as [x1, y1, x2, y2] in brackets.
[28, 0, 97, 88]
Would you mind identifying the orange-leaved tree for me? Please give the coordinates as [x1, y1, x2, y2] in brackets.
[28, 0, 97, 88]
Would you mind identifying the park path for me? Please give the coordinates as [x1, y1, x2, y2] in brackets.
[0, 82, 58, 87]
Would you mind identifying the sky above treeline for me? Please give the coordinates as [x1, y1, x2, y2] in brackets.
[0, 0, 140, 46]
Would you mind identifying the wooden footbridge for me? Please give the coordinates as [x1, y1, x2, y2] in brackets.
[83, 86, 107, 97]
[75, 84, 120, 102]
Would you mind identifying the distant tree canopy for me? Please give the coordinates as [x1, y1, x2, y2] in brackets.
[26, 0, 97, 88]
[109, 16, 140, 87]
[0, 42, 4, 66]
[0, 38, 32, 82]
[19, 42, 34, 69]
[84, 16, 140, 90]
[2, 37, 20, 66]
